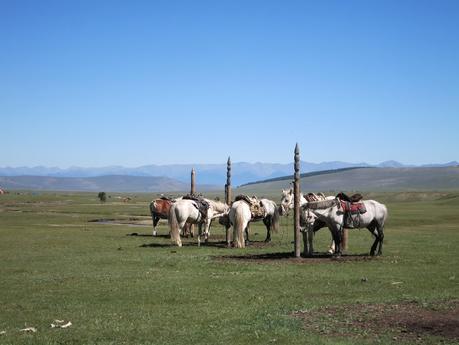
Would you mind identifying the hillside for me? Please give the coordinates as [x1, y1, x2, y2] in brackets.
[0, 175, 217, 193]
[236, 167, 459, 194]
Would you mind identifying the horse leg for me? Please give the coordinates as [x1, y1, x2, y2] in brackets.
[263, 217, 272, 242]
[376, 223, 384, 256]
[204, 219, 211, 243]
[170, 223, 183, 247]
[152, 215, 160, 236]
[308, 226, 314, 256]
[331, 224, 342, 257]
[197, 223, 202, 247]
[367, 220, 379, 256]
[226, 225, 231, 247]
[245, 223, 250, 246]
[328, 240, 335, 254]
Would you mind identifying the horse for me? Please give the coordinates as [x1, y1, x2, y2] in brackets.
[279, 188, 337, 254]
[228, 198, 280, 248]
[168, 198, 229, 247]
[149, 197, 180, 236]
[302, 197, 388, 256]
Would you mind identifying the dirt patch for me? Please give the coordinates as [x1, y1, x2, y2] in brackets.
[293, 300, 459, 342]
[214, 252, 379, 264]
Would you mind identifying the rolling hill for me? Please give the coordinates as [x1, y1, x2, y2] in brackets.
[0, 175, 217, 193]
[236, 167, 459, 194]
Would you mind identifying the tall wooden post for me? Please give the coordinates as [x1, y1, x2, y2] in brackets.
[294, 143, 301, 258]
[190, 168, 196, 241]
[191, 168, 196, 195]
[225, 157, 232, 205]
[225, 157, 232, 246]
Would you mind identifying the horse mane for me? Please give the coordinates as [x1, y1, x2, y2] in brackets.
[303, 199, 339, 210]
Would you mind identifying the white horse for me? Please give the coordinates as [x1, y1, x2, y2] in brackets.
[279, 188, 336, 254]
[228, 198, 280, 248]
[303, 198, 388, 256]
[168, 198, 229, 247]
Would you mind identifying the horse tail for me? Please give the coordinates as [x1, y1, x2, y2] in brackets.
[379, 203, 388, 228]
[271, 203, 280, 233]
[168, 204, 182, 247]
[149, 201, 155, 216]
[233, 206, 246, 248]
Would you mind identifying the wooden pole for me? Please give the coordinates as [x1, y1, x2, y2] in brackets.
[190, 168, 196, 195]
[225, 157, 232, 246]
[294, 143, 301, 258]
[190, 168, 196, 239]
[225, 157, 232, 205]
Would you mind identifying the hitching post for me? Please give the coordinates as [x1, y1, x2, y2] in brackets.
[225, 157, 232, 245]
[191, 168, 196, 195]
[190, 168, 196, 240]
[225, 157, 232, 205]
[294, 143, 301, 258]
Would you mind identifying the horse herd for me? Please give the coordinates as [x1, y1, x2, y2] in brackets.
[149, 189, 388, 256]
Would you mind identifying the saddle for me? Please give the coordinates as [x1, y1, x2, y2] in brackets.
[234, 194, 266, 220]
[304, 192, 326, 202]
[183, 193, 210, 220]
[336, 192, 363, 203]
[336, 192, 366, 228]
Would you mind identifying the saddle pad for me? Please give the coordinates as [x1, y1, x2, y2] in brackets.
[340, 201, 367, 214]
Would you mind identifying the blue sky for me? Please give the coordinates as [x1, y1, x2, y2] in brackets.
[1, 0, 458, 167]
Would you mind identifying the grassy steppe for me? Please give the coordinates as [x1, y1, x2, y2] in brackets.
[0, 191, 458, 345]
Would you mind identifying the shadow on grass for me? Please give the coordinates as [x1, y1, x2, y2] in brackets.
[213, 252, 378, 264]
[127, 232, 170, 238]
[138, 239, 275, 249]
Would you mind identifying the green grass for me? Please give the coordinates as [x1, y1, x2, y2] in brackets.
[0, 191, 458, 344]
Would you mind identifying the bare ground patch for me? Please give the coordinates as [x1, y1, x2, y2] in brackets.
[292, 300, 459, 342]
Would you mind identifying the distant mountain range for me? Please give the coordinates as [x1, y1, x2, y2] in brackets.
[1, 165, 459, 193]
[1, 160, 457, 186]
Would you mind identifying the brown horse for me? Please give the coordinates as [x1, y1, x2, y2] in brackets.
[149, 197, 192, 237]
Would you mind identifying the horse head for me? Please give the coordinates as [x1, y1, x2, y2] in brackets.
[279, 188, 294, 216]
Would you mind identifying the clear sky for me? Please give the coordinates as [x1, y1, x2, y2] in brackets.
[1, 0, 458, 167]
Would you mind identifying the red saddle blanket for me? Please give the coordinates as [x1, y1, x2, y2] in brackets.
[340, 200, 367, 214]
